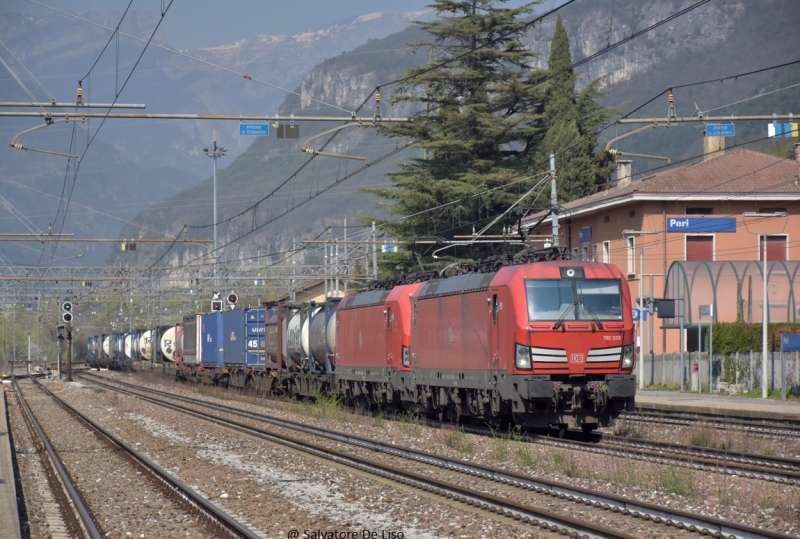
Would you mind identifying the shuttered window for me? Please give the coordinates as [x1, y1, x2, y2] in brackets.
[686, 236, 713, 261]
[759, 235, 787, 261]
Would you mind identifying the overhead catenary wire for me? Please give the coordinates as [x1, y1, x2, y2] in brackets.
[25, 0, 355, 115]
[21, 1, 792, 286]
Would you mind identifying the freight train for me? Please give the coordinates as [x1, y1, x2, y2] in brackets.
[88, 247, 636, 432]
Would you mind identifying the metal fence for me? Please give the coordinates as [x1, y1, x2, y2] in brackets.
[638, 351, 800, 394]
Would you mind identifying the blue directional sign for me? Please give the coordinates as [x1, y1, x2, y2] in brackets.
[239, 123, 269, 136]
[667, 217, 736, 233]
[705, 124, 735, 137]
[632, 308, 647, 322]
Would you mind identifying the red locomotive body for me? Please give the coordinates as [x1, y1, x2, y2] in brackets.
[335, 283, 424, 405]
[409, 261, 635, 430]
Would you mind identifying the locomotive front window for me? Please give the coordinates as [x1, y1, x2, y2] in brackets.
[526, 280, 574, 321]
[526, 279, 623, 321]
[576, 279, 623, 320]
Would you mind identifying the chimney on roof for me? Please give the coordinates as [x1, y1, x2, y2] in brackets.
[703, 131, 725, 161]
[616, 159, 632, 187]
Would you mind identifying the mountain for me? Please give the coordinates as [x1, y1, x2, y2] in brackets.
[2, 0, 798, 271]
[110, 0, 800, 278]
[0, 8, 431, 265]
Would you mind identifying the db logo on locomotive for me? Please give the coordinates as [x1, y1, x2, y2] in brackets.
[570, 353, 585, 363]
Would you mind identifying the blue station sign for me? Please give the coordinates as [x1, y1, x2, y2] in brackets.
[781, 334, 800, 352]
[705, 124, 735, 137]
[578, 226, 592, 244]
[667, 217, 736, 233]
[239, 123, 270, 136]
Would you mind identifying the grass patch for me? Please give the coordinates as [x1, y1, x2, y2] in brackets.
[658, 465, 694, 497]
[301, 393, 347, 421]
[396, 412, 421, 437]
[688, 427, 716, 448]
[551, 450, 581, 478]
[440, 426, 475, 454]
[373, 410, 385, 429]
[514, 444, 541, 469]
[92, 387, 106, 394]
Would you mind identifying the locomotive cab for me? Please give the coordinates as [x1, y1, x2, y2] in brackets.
[501, 262, 636, 431]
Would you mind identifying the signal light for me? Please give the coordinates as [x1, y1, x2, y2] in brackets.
[227, 293, 238, 305]
[211, 300, 222, 312]
[62, 312, 73, 323]
[62, 301, 72, 312]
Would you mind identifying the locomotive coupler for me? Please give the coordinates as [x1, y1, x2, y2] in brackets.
[552, 381, 563, 411]
[587, 381, 608, 412]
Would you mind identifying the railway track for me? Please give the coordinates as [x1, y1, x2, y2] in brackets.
[623, 410, 800, 441]
[11, 378, 261, 539]
[81, 372, 796, 539]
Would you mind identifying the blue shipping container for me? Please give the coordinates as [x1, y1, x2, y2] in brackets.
[245, 307, 266, 367]
[200, 312, 223, 367]
[222, 309, 247, 366]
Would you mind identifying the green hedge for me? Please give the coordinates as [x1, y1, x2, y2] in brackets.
[711, 322, 800, 354]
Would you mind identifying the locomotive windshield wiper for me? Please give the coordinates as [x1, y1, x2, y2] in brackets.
[552, 300, 576, 330]
[579, 293, 604, 330]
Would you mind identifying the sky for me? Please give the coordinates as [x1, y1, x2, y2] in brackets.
[3, 0, 552, 49]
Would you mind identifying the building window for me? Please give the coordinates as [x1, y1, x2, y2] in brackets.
[759, 207, 787, 214]
[628, 210, 636, 218]
[686, 207, 713, 215]
[592, 243, 598, 262]
[759, 235, 788, 261]
[572, 247, 579, 260]
[626, 237, 635, 275]
[603, 215, 610, 223]
[686, 235, 713, 261]
[581, 245, 589, 261]
[603, 241, 610, 264]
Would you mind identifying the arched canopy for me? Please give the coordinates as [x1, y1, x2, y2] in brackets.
[662, 260, 800, 327]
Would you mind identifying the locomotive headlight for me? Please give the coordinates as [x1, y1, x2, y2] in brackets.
[621, 344, 635, 369]
[401, 345, 410, 367]
[515, 343, 532, 370]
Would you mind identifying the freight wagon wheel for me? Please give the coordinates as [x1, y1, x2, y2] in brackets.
[244, 377, 256, 396]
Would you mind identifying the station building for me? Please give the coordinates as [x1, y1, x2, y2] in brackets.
[521, 145, 800, 354]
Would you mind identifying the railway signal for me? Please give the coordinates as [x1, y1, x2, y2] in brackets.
[211, 300, 222, 312]
[227, 293, 238, 306]
[61, 301, 74, 323]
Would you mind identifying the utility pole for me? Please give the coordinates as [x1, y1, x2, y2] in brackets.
[204, 131, 227, 288]
[66, 323, 73, 382]
[549, 154, 559, 246]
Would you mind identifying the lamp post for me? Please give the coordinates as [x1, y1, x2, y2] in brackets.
[622, 229, 660, 389]
[203, 131, 227, 288]
[743, 212, 788, 399]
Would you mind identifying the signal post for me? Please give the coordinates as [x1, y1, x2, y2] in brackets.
[60, 301, 74, 381]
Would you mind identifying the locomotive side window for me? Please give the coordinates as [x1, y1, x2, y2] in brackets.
[492, 294, 498, 324]
[386, 307, 392, 330]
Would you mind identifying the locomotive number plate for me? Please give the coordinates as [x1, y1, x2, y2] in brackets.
[570, 353, 585, 363]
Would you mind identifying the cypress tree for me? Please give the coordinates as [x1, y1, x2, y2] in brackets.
[367, 0, 546, 271]
[540, 16, 612, 202]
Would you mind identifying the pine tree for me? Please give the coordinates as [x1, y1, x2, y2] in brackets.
[367, 0, 546, 270]
[540, 16, 612, 202]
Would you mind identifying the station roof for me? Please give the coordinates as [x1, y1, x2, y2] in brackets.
[523, 149, 800, 228]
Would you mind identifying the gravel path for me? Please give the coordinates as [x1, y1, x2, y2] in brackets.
[11, 370, 799, 538]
